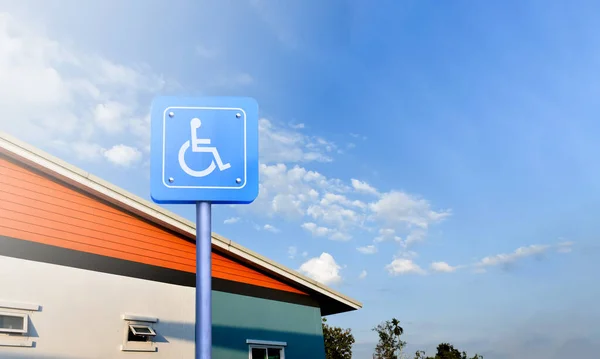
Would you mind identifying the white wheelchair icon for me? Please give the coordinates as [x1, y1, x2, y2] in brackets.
[178, 117, 231, 178]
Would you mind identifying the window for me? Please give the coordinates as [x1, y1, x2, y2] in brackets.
[0, 301, 38, 347]
[127, 324, 156, 342]
[0, 312, 28, 335]
[120, 314, 158, 352]
[250, 346, 284, 359]
[247, 340, 286, 359]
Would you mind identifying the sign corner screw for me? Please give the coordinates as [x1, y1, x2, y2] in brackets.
[236, 178, 242, 184]
[169, 112, 175, 118]
[236, 113, 241, 118]
[168, 177, 174, 183]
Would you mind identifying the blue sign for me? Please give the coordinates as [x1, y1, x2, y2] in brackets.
[150, 96, 259, 204]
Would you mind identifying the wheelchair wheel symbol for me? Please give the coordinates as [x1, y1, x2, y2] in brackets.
[178, 118, 231, 178]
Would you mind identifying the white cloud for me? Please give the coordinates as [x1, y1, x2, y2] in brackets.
[263, 224, 280, 233]
[301, 222, 331, 236]
[301, 251, 308, 257]
[358, 270, 367, 279]
[243, 163, 350, 221]
[330, 232, 351, 241]
[288, 246, 297, 259]
[370, 191, 450, 248]
[374, 228, 402, 243]
[93, 101, 130, 134]
[103, 144, 142, 167]
[289, 122, 305, 129]
[271, 193, 305, 219]
[386, 258, 426, 276]
[430, 261, 457, 273]
[223, 217, 240, 225]
[370, 191, 450, 229]
[240, 161, 449, 247]
[259, 118, 338, 164]
[306, 203, 359, 230]
[404, 229, 428, 247]
[433, 241, 575, 274]
[475, 241, 574, 270]
[478, 245, 546, 267]
[320, 193, 366, 209]
[357, 245, 377, 254]
[301, 222, 350, 241]
[0, 12, 170, 167]
[399, 250, 419, 258]
[298, 252, 342, 285]
[351, 179, 379, 196]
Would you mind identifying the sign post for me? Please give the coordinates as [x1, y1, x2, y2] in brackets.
[150, 96, 259, 359]
[196, 201, 211, 358]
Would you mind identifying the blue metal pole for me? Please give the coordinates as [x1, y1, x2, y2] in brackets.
[196, 201, 212, 359]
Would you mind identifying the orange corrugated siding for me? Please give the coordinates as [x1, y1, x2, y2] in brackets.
[0, 156, 306, 295]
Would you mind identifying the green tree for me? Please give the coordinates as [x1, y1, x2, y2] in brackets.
[322, 317, 355, 359]
[435, 343, 463, 359]
[414, 343, 483, 359]
[372, 318, 406, 359]
[414, 350, 428, 359]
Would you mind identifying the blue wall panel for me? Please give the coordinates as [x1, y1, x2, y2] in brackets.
[212, 290, 326, 359]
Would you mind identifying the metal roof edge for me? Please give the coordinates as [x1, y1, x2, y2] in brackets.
[0, 131, 363, 311]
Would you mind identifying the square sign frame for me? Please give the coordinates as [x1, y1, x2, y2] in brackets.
[150, 96, 259, 205]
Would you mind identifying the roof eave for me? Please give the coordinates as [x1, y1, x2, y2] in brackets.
[0, 132, 363, 313]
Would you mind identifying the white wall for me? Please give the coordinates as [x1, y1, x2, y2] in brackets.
[0, 255, 197, 358]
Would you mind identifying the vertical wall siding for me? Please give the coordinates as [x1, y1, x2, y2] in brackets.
[0, 156, 306, 295]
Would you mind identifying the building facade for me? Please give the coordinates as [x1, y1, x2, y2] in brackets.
[0, 133, 361, 359]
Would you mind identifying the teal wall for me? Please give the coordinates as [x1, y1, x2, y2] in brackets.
[212, 290, 326, 359]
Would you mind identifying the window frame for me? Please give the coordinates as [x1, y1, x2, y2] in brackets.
[120, 314, 158, 353]
[0, 311, 28, 335]
[247, 339, 287, 359]
[129, 324, 157, 337]
[0, 300, 39, 347]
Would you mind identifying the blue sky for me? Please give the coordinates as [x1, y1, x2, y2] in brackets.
[2, 1, 600, 358]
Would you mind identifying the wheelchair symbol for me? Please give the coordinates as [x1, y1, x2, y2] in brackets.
[178, 117, 231, 178]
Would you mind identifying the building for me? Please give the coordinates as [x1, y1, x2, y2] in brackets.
[0, 132, 362, 359]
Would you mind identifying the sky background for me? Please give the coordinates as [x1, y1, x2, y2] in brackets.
[1, 1, 600, 358]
